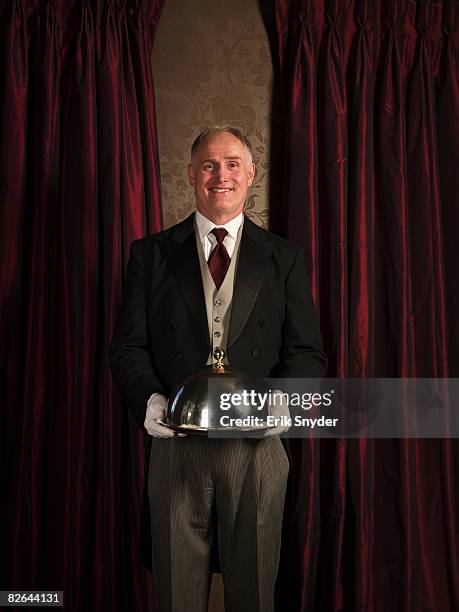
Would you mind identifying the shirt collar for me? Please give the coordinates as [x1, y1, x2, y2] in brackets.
[195, 210, 244, 242]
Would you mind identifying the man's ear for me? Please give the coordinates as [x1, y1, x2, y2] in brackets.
[187, 163, 196, 186]
[248, 162, 256, 186]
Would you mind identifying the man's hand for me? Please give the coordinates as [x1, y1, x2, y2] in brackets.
[264, 389, 291, 437]
[144, 393, 175, 437]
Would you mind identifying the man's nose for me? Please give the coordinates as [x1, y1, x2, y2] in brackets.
[215, 165, 228, 182]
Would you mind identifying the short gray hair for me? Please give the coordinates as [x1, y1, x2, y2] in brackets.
[191, 126, 253, 160]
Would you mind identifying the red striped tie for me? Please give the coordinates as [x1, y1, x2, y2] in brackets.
[208, 228, 230, 289]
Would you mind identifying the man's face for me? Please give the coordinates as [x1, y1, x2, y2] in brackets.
[187, 132, 255, 224]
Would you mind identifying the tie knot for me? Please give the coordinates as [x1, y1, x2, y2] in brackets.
[211, 228, 228, 244]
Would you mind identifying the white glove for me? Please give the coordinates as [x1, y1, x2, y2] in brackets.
[144, 393, 175, 437]
[264, 389, 291, 437]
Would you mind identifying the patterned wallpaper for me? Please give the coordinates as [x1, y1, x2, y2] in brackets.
[152, 0, 273, 229]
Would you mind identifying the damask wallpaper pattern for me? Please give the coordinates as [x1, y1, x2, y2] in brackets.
[152, 0, 273, 229]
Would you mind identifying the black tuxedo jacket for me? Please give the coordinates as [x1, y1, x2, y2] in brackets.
[109, 213, 327, 568]
[110, 213, 327, 422]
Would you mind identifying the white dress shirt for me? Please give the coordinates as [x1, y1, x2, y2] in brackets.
[194, 210, 243, 260]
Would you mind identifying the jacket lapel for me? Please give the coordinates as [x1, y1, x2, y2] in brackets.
[228, 217, 274, 347]
[165, 214, 209, 337]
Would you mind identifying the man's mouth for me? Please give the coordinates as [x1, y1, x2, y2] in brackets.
[208, 187, 233, 193]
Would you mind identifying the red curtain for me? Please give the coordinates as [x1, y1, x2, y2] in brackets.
[273, 1, 459, 611]
[0, 1, 164, 610]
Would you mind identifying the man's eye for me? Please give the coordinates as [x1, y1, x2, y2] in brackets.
[203, 163, 214, 170]
[228, 162, 239, 169]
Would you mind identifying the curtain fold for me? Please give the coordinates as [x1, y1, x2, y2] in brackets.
[0, 1, 165, 610]
[274, 1, 459, 610]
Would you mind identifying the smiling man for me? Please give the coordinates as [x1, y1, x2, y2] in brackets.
[187, 129, 255, 224]
[109, 127, 327, 611]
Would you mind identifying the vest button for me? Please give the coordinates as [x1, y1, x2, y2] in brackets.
[170, 321, 178, 330]
[214, 331, 221, 338]
[175, 352, 183, 360]
[258, 319, 264, 327]
[214, 316, 221, 323]
[214, 299, 223, 307]
[252, 349, 259, 357]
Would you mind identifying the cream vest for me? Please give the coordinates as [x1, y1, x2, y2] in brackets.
[194, 217, 243, 365]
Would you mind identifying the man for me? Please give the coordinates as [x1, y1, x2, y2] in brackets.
[109, 127, 327, 611]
